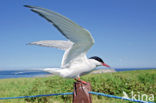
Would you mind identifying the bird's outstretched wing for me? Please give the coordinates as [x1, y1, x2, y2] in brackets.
[25, 5, 95, 67]
[28, 40, 73, 50]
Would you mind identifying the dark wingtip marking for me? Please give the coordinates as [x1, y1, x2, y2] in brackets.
[24, 5, 32, 8]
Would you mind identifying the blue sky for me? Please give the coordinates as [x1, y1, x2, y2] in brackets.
[0, 0, 156, 70]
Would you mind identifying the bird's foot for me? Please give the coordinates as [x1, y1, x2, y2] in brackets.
[74, 78, 87, 84]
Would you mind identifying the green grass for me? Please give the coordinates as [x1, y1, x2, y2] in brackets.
[0, 69, 155, 103]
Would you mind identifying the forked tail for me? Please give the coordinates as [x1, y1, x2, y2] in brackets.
[43, 68, 60, 75]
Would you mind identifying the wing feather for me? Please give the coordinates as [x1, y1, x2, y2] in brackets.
[28, 40, 73, 50]
[24, 5, 94, 44]
[25, 5, 95, 67]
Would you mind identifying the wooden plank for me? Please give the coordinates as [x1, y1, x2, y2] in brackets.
[73, 81, 92, 103]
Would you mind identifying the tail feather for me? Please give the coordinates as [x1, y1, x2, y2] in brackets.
[43, 68, 60, 75]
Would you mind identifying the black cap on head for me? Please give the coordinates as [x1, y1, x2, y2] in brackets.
[89, 56, 104, 63]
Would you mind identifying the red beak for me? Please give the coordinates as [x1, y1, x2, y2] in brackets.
[102, 63, 110, 68]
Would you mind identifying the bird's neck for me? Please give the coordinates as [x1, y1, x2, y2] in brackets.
[88, 59, 98, 69]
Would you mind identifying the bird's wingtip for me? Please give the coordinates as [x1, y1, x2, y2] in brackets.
[26, 42, 33, 45]
[24, 5, 30, 7]
[24, 5, 34, 8]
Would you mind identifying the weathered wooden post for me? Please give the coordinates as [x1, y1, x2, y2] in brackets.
[73, 81, 92, 103]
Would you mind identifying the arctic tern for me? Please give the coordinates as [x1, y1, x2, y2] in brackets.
[25, 5, 110, 83]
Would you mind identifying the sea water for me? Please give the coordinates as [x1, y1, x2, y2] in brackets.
[0, 68, 155, 79]
[0, 70, 50, 79]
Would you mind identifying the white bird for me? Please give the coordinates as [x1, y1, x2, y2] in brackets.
[25, 5, 110, 83]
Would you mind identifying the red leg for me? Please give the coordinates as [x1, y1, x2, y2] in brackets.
[74, 78, 87, 84]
